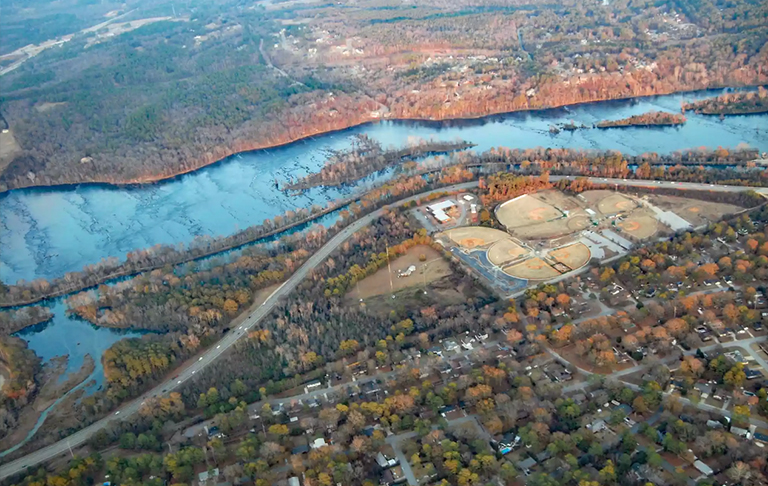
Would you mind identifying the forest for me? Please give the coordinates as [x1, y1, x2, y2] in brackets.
[0, 0, 766, 191]
[682, 87, 768, 115]
[595, 111, 687, 128]
[2, 145, 764, 310]
[283, 136, 474, 191]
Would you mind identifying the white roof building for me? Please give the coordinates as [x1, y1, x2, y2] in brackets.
[427, 200, 456, 223]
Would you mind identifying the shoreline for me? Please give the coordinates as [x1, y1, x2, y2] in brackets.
[1, 85, 766, 197]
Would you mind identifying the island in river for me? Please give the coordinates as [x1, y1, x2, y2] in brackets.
[596, 111, 687, 129]
[683, 88, 768, 115]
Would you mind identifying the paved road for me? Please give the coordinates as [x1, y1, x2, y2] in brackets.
[0, 178, 760, 479]
[0, 182, 480, 479]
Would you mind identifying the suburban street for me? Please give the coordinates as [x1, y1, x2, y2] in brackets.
[0, 177, 762, 479]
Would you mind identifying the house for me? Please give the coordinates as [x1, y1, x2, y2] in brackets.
[376, 446, 399, 469]
[443, 339, 459, 352]
[706, 420, 724, 429]
[693, 460, 714, 477]
[288, 478, 301, 486]
[745, 368, 764, 380]
[426, 200, 456, 224]
[292, 444, 310, 455]
[695, 382, 713, 398]
[198, 469, 219, 486]
[496, 433, 520, 454]
[571, 393, 587, 405]
[730, 426, 750, 439]
[517, 457, 537, 475]
[588, 419, 607, 432]
[311, 438, 328, 449]
[380, 465, 406, 485]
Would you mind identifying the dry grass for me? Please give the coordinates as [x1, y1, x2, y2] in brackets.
[351, 245, 452, 300]
[0, 130, 21, 174]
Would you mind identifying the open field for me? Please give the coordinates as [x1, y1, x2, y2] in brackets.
[617, 211, 658, 239]
[549, 243, 591, 270]
[496, 195, 561, 228]
[0, 130, 22, 174]
[351, 245, 452, 300]
[533, 189, 583, 211]
[487, 239, 530, 265]
[444, 226, 508, 248]
[504, 256, 561, 280]
[597, 193, 636, 215]
[645, 195, 742, 226]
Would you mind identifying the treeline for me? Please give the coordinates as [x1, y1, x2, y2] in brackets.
[477, 172, 552, 206]
[283, 135, 474, 191]
[176, 207, 501, 409]
[0, 306, 52, 335]
[555, 177, 766, 209]
[683, 87, 768, 115]
[595, 111, 687, 128]
[4, 145, 765, 311]
[0, 199, 345, 308]
[0, 336, 41, 442]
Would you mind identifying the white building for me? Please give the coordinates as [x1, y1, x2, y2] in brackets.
[427, 200, 457, 223]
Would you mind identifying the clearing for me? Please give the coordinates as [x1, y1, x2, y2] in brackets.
[350, 245, 453, 300]
[645, 195, 742, 226]
[0, 129, 22, 174]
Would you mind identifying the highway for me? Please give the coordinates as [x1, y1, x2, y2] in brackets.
[0, 181, 476, 479]
[0, 177, 761, 479]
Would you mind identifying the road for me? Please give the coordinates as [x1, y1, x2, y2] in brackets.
[0, 182, 479, 479]
[0, 178, 761, 479]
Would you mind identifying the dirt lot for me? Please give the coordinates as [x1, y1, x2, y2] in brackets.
[549, 243, 591, 270]
[533, 189, 583, 211]
[443, 226, 508, 248]
[0, 129, 21, 174]
[487, 239, 530, 265]
[496, 194, 562, 228]
[617, 211, 658, 239]
[596, 193, 636, 215]
[504, 256, 561, 280]
[645, 195, 743, 226]
[351, 245, 452, 300]
[360, 274, 485, 317]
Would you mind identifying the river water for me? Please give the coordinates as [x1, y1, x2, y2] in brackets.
[1, 88, 767, 378]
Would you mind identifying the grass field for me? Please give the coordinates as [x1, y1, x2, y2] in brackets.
[351, 245, 452, 300]
[487, 239, 530, 265]
[504, 256, 561, 280]
[444, 226, 509, 248]
[646, 195, 742, 226]
[549, 243, 591, 270]
[496, 195, 561, 228]
[617, 212, 658, 239]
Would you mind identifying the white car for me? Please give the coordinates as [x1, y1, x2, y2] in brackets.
[115, 411, 120, 415]
[199, 357, 203, 361]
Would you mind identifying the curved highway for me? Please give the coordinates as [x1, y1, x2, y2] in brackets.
[0, 177, 761, 479]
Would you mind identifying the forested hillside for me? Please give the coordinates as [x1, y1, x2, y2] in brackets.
[1, 0, 767, 191]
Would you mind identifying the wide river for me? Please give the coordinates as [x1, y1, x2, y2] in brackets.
[1, 89, 767, 381]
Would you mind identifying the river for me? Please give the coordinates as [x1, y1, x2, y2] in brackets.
[1, 88, 767, 382]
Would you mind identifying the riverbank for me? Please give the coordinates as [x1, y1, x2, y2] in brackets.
[1, 85, 765, 195]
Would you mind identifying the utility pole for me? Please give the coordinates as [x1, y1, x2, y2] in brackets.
[386, 245, 394, 299]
